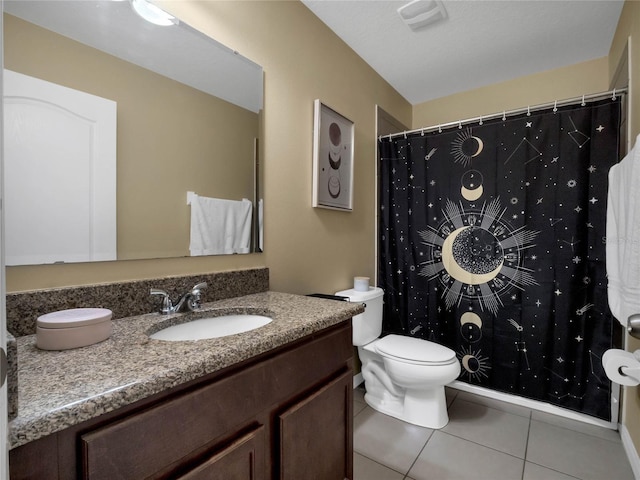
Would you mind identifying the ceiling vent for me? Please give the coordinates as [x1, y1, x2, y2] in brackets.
[397, 0, 447, 31]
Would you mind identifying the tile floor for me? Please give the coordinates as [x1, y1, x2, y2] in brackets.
[353, 387, 635, 480]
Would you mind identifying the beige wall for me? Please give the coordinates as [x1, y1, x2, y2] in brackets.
[4, 14, 258, 262]
[412, 57, 610, 128]
[5, 0, 411, 292]
[609, 0, 640, 460]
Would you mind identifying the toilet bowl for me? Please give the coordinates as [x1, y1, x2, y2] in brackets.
[336, 287, 460, 429]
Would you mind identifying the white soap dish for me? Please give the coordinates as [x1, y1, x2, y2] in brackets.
[36, 308, 112, 351]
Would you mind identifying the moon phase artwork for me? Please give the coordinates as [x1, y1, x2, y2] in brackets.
[312, 100, 354, 211]
[378, 98, 622, 420]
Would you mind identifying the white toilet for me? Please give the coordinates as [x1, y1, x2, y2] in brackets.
[336, 286, 460, 429]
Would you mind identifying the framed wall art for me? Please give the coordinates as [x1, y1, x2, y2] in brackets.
[312, 99, 354, 211]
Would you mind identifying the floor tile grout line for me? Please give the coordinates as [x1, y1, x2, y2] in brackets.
[402, 429, 435, 479]
[529, 416, 623, 444]
[524, 459, 584, 480]
[521, 412, 532, 480]
[354, 451, 408, 478]
[436, 429, 528, 462]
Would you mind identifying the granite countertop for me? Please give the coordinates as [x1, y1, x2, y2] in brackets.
[9, 291, 364, 449]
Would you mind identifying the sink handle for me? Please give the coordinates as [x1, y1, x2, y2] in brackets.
[188, 282, 208, 310]
[150, 288, 173, 314]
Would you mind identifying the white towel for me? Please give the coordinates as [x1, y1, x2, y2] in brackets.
[189, 194, 253, 255]
[607, 133, 640, 327]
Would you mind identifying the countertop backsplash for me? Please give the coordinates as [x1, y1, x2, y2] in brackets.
[6, 267, 269, 337]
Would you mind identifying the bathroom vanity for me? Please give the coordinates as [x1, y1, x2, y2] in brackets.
[8, 292, 363, 479]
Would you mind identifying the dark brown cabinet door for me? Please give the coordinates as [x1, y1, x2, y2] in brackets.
[278, 371, 353, 480]
[177, 426, 265, 480]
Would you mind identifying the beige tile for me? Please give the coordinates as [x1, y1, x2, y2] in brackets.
[354, 385, 366, 404]
[354, 399, 367, 417]
[531, 410, 621, 443]
[442, 398, 530, 458]
[527, 420, 634, 480]
[353, 453, 405, 480]
[354, 406, 433, 475]
[523, 461, 581, 480]
[408, 431, 524, 480]
[454, 390, 532, 418]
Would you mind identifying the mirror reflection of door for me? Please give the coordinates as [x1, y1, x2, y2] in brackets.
[4, 69, 117, 265]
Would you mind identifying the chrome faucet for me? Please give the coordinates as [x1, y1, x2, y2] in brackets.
[150, 282, 208, 314]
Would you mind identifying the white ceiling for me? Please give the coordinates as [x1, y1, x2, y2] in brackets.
[301, 0, 625, 105]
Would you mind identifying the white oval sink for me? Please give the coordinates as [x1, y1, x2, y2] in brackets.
[150, 314, 272, 341]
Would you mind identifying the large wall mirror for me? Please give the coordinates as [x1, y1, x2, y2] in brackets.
[3, 0, 264, 266]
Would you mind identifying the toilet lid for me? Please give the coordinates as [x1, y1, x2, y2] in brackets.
[374, 334, 457, 365]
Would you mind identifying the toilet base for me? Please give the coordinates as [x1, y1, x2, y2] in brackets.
[363, 391, 404, 422]
[364, 385, 450, 429]
[403, 385, 449, 429]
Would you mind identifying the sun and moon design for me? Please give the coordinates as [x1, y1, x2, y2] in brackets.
[418, 197, 539, 315]
[459, 346, 491, 382]
[418, 195, 538, 382]
[461, 170, 484, 201]
[451, 128, 484, 167]
[460, 311, 483, 343]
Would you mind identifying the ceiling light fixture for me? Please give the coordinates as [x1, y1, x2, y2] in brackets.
[397, 0, 447, 31]
[131, 0, 177, 26]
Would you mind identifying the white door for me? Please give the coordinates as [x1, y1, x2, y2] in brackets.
[3, 69, 117, 265]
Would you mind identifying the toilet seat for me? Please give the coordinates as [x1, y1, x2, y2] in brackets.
[373, 334, 457, 366]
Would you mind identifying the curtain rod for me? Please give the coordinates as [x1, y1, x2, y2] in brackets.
[381, 87, 628, 141]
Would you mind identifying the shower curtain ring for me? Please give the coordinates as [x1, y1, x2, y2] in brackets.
[553, 100, 558, 113]
[581, 94, 586, 106]
[404, 131, 407, 139]
[479, 116, 483, 126]
[438, 125, 442, 133]
[527, 106, 531, 116]
[612, 88, 617, 100]
[421, 129, 425, 136]
[502, 111, 506, 121]
[458, 121, 462, 129]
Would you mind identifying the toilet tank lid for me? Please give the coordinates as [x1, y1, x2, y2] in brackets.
[374, 334, 457, 364]
[335, 287, 384, 302]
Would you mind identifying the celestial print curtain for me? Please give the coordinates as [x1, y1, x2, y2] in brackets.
[378, 98, 621, 420]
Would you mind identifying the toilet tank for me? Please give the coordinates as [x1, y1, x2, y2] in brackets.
[335, 287, 384, 346]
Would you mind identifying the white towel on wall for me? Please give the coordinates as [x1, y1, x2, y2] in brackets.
[189, 194, 253, 255]
[607, 133, 640, 327]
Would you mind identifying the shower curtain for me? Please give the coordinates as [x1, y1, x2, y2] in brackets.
[378, 98, 621, 420]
